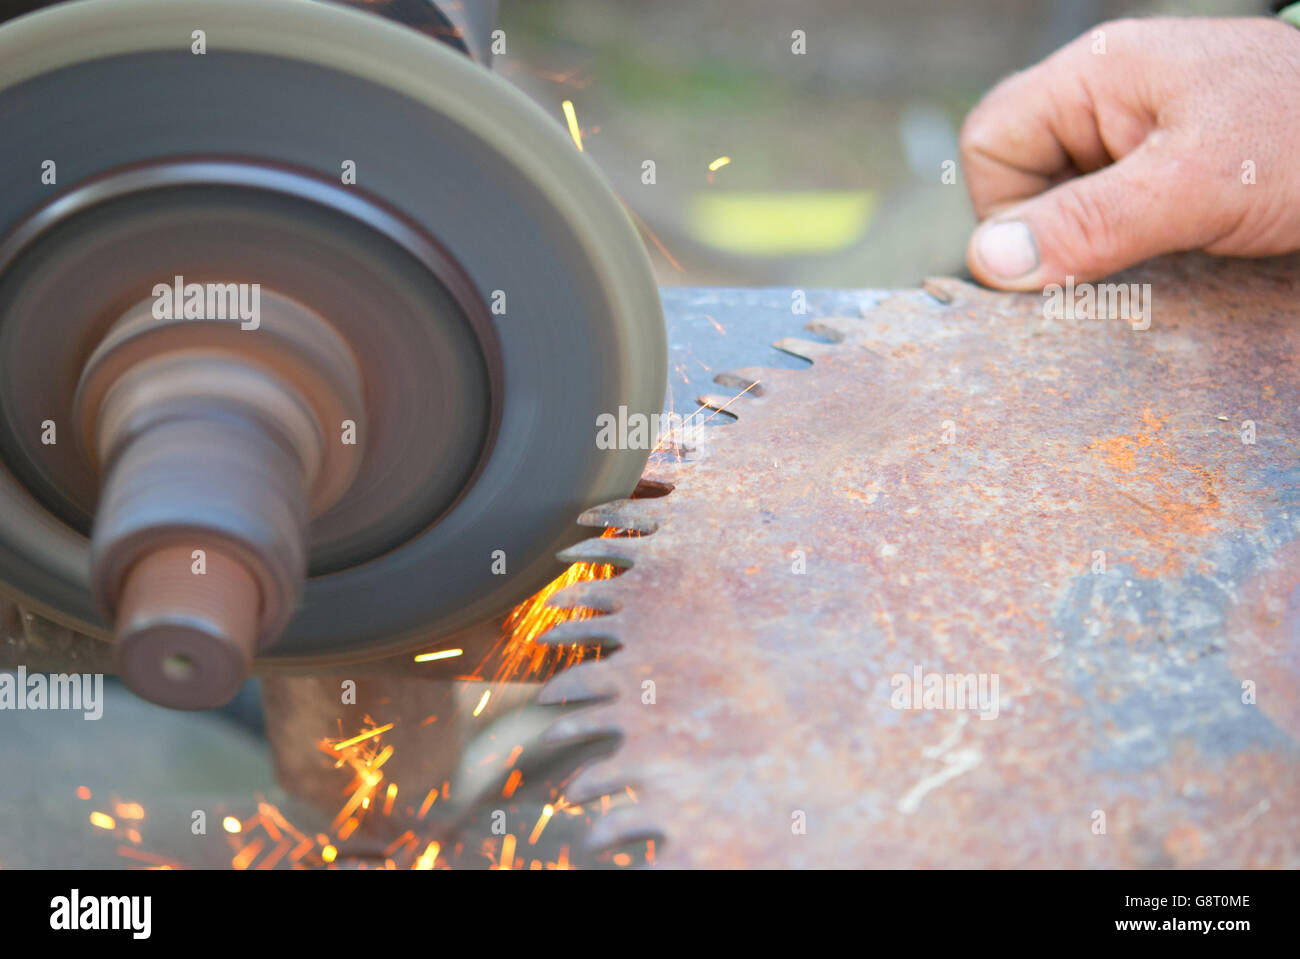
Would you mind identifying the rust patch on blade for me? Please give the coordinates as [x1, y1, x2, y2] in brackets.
[1086, 409, 1224, 576]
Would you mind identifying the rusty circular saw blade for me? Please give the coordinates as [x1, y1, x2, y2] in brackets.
[537, 254, 1300, 868]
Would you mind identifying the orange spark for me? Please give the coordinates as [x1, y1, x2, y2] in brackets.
[383, 783, 398, 817]
[231, 840, 263, 871]
[528, 804, 554, 845]
[500, 834, 517, 870]
[503, 769, 523, 799]
[255, 803, 286, 842]
[330, 778, 379, 833]
[114, 802, 145, 820]
[474, 527, 630, 691]
[383, 831, 417, 857]
[330, 723, 393, 751]
[75, 786, 91, 800]
[415, 842, 441, 870]
[257, 842, 291, 871]
[417, 788, 438, 820]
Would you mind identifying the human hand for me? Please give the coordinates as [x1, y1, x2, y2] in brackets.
[960, 16, 1300, 290]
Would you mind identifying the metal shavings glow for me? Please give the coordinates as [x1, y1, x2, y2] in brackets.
[503, 769, 523, 798]
[466, 527, 637, 696]
[85, 529, 665, 871]
[330, 722, 393, 751]
[415, 841, 440, 870]
[529, 804, 554, 844]
[232, 840, 262, 871]
[417, 788, 438, 819]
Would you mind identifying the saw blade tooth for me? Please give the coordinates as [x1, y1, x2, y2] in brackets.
[537, 708, 623, 750]
[528, 616, 622, 649]
[547, 579, 622, 613]
[577, 499, 665, 533]
[630, 476, 675, 499]
[552, 755, 639, 806]
[922, 275, 989, 305]
[537, 658, 620, 706]
[804, 317, 868, 343]
[712, 366, 794, 396]
[556, 534, 647, 567]
[582, 803, 665, 857]
[773, 336, 838, 362]
[873, 288, 949, 315]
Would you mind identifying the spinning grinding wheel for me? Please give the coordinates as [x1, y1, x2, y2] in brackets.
[0, 0, 666, 708]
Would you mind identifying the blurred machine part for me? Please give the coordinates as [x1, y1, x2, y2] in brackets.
[0, 0, 666, 708]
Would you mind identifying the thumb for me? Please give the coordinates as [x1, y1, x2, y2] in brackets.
[965, 141, 1207, 290]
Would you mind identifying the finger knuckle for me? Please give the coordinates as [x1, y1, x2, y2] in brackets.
[958, 100, 1001, 162]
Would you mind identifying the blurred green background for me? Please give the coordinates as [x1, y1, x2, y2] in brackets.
[496, 0, 1266, 287]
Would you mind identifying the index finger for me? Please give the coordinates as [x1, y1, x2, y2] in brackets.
[958, 22, 1156, 218]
